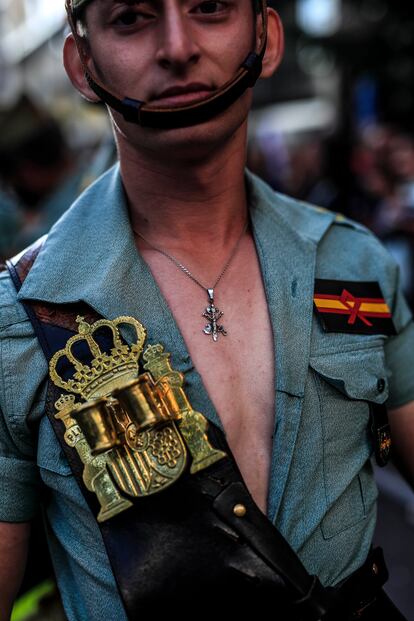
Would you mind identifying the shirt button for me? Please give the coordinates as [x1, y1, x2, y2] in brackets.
[377, 378, 386, 393]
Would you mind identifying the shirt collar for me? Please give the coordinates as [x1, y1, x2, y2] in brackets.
[18, 164, 335, 310]
[246, 172, 334, 395]
[18, 164, 139, 317]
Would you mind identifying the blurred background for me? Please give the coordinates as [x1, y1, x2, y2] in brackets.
[0, 0, 413, 619]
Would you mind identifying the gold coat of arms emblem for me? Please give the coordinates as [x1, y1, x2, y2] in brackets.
[50, 316, 226, 522]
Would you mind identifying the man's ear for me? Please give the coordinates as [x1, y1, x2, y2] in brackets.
[63, 33, 101, 102]
[259, 9, 285, 79]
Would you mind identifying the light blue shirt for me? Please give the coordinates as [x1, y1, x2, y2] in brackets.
[1, 166, 414, 620]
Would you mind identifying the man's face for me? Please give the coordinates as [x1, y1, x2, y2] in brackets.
[79, 0, 258, 156]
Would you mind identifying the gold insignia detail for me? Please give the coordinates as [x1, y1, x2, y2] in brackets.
[380, 434, 392, 455]
[50, 315, 146, 399]
[143, 344, 226, 474]
[54, 394, 133, 522]
[50, 316, 226, 522]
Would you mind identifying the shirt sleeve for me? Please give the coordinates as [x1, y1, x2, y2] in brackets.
[384, 261, 414, 409]
[0, 402, 41, 522]
[0, 272, 43, 522]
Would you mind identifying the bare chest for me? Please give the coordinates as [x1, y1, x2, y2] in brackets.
[141, 241, 275, 514]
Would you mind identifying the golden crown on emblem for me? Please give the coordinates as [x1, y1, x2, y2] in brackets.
[49, 315, 146, 400]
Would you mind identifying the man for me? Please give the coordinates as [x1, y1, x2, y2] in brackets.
[1, 0, 414, 619]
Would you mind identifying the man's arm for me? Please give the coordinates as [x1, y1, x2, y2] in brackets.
[389, 401, 414, 489]
[0, 522, 31, 619]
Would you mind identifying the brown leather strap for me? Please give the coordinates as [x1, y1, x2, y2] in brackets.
[6, 237, 98, 331]
[9, 236, 45, 283]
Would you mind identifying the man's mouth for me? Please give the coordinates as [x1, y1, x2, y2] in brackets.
[149, 83, 215, 108]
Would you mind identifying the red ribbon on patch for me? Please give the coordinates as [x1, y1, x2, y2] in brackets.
[314, 279, 396, 335]
[340, 289, 373, 326]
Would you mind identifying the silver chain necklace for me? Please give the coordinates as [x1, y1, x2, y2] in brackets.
[133, 222, 248, 342]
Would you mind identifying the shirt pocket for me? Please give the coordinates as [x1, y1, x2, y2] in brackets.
[309, 341, 387, 539]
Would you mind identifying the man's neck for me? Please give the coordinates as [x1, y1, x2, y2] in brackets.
[117, 125, 249, 255]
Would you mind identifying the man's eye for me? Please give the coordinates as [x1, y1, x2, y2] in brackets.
[113, 9, 153, 26]
[197, 1, 226, 14]
[116, 11, 138, 25]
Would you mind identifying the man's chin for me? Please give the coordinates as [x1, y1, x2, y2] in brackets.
[118, 100, 250, 160]
[110, 88, 251, 167]
[164, 122, 244, 158]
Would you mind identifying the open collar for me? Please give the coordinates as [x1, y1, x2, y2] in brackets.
[245, 171, 335, 396]
[18, 162, 335, 403]
[18, 166, 334, 310]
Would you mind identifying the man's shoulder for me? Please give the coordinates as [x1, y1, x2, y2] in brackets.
[248, 171, 371, 245]
[271, 190, 371, 240]
[250, 174, 399, 285]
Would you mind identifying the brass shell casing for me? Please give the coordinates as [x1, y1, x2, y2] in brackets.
[113, 375, 169, 432]
[72, 398, 121, 456]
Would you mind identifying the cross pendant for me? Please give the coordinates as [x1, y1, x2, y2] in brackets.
[202, 289, 227, 342]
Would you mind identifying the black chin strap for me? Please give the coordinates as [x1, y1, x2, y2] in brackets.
[66, 0, 268, 129]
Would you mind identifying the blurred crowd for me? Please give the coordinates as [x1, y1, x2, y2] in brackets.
[0, 95, 115, 263]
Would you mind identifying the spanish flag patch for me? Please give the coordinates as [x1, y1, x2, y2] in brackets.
[314, 279, 396, 335]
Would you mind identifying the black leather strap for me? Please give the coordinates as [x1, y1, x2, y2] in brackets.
[325, 548, 407, 621]
[7, 244, 52, 359]
[370, 402, 392, 467]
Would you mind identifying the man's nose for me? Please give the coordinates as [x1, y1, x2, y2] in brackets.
[156, 9, 200, 71]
